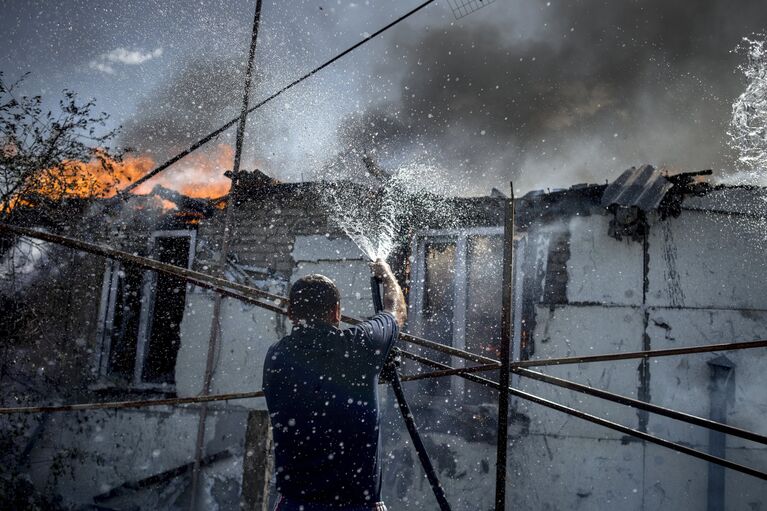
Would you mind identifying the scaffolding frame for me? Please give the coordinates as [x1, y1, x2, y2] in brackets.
[3, 222, 767, 501]
[1, 0, 765, 506]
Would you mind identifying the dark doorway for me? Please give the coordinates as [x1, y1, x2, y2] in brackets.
[141, 234, 192, 385]
[107, 263, 143, 381]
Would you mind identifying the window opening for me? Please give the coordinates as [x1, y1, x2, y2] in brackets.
[422, 240, 456, 397]
[106, 263, 143, 380]
[139, 234, 192, 384]
[97, 230, 195, 388]
[465, 235, 503, 403]
[409, 228, 503, 405]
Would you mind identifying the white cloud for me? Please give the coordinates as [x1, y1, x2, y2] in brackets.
[106, 47, 163, 65]
[89, 61, 115, 75]
[90, 47, 163, 74]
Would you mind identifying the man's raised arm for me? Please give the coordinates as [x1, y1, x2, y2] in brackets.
[370, 258, 407, 328]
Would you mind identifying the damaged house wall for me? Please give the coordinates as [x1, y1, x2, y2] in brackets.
[504, 171, 767, 510]
[4, 167, 767, 510]
[0, 196, 254, 509]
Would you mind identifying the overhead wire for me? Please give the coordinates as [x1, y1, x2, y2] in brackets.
[118, 0, 441, 196]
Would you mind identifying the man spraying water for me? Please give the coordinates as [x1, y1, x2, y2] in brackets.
[262, 259, 406, 511]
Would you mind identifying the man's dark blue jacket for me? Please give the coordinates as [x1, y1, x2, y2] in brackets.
[262, 312, 399, 507]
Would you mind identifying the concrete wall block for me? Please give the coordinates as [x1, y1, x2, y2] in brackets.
[28, 407, 242, 509]
[647, 212, 767, 309]
[524, 305, 645, 438]
[507, 435, 645, 511]
[642, 442, 766, 510]
[646, 307, 767, 450]
[566, 215, 644, 306]
[292, 235, 367, 263]
[293, 260, 375, 319]
[724, 446, 767, 506]
[641, 442, 708, 510]
[177, 294, 275, 409]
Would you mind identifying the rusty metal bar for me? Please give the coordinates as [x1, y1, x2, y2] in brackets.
[510, 339, 767, 368]
[0, 223, 287, 306]
[404, 335, 767, 380]
[0, 353, 482, 416]
[398, 331, 498, 365]
[0, 391, 265, 415]
[399, 362, 499, 382]
[514, 367, 767, 446]
[495, 186, 514, 511]
[398, 351, 767, 482]
[399, 350, 501, 390]
[190, 3, 263, 507]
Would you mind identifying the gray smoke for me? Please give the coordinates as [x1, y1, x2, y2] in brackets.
[338, 0, 767, 193]
[120, 54, 244, 158]
[117, 1, 767, 195]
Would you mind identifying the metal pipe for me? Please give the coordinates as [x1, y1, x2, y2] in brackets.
[0, 391, 265, 415]
[398, 351, 767, 482]
[495, 186, 514, 511]
[510, 339, 767, 368]
[399, 350, 501, 391]
[190, 3, 263, 507]
[390, 366, 452, 511]
[399, 362, 499, 382]
[513, 367, 767, 446]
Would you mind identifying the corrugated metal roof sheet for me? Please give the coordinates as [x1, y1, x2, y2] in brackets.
[601, 165, 673, 211]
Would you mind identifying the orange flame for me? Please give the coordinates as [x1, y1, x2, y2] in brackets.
[8, 144, 234, 214]
[128, 144, 235, 199]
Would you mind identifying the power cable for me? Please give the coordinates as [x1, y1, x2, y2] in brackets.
[119, 0, 440, 196]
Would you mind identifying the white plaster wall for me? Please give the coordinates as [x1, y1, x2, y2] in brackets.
[647, 308, 767, 451]
[683, 187, 767, 216]
[523, 305, 645, 439]
[291, 234, 374, 320]
[528, 200, 767, 511]
[176, 291, 278, 409]
[641, 442, 709, 510]
[647, 211, 767, 309]
[566, 215, 644, 306]
[508, 436, 645, 510]
[28, 407, 243, 508]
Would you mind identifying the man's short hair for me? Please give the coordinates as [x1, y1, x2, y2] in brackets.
[288, 274, 340, 323]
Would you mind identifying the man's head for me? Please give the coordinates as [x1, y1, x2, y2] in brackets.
[287, 274, 341, 325]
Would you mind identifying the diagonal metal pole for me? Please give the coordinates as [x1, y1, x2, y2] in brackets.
[396, 350, 767, 482]
[188, 1, 263, 508]
[513, 367, 767, 446]
[495, 184, 514, 510]
[7, 223, 767, 373]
